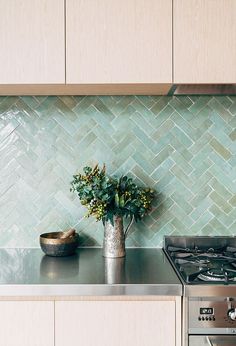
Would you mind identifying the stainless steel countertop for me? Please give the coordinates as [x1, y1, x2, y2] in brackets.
[0, 248, 182, 296]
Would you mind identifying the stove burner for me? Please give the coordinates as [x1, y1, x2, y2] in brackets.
[198, 268, 236, 282]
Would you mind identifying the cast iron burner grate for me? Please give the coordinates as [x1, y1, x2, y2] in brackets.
[166, 244, 236, 284]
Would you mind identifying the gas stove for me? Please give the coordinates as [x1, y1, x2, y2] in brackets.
[166, 242, 236, 284]
[164, 236, 236, 346]
[164, 236, 236, 290]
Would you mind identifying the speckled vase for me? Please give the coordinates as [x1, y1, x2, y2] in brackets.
[103, 216, 126, 258]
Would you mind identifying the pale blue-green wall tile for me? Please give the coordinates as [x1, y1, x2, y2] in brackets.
[0, 95, 235, 248]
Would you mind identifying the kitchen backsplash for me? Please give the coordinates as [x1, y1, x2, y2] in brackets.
[0, 95, 235, 248]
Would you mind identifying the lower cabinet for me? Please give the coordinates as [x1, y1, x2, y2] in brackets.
[0, 301, 54, 346]
[55, 300, 177, 346]
[0, 298, 180, 346]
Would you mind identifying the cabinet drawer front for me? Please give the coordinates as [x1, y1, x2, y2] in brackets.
[0, 301, 54, 346]
[55, 301, 175, 346]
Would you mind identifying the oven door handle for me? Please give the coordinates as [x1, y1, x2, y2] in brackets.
[207, 336, 236, 346]
[189, 335, 236, 345]
[206, 337, 213, 346]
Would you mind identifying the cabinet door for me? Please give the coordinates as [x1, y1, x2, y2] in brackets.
[66, 0, 172, 84]
[55, 301, 176, 346]
[174, 0, 236, 83]
[0, 0, 65, 84]
[0, 301, 54, 346]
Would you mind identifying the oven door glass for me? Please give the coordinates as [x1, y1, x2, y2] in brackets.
[189, 335, 236, 346]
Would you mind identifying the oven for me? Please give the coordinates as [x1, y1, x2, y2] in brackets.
[189, 335, 236, 345]
[164, 236, 236, 346]
[187, 297, 236, 346]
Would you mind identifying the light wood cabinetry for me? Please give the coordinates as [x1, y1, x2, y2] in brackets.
[174, 0, 236, 83]
[1, 0, 235, 92]
[0, 301, 54, 346]
[0, 0, 65, 84]
[0, 297, 181, 346]
[55, 299, 177, 346]
[66, 0, 172, 84]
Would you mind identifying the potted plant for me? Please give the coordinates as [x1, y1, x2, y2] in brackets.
[70, 164, 154, 258]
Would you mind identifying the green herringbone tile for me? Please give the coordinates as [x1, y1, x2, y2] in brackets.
[0, 95, 235, 247]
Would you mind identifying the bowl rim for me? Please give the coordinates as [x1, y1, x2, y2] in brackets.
[40, 232, 79, 245]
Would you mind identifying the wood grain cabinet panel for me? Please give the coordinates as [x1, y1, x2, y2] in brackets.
[66, 0, 172, 84]
[0, 0, 65, 84]
[174, 0, 236, 83]
[55, 300, 176, 346]
[0, 301, 54, 346]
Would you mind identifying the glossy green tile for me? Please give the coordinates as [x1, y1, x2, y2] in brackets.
[0, 95, 235, 247]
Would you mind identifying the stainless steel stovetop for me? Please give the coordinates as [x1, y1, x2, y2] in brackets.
[164, 236, 236, 297]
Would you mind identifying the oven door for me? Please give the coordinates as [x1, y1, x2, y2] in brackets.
[189, 335, 236, 346]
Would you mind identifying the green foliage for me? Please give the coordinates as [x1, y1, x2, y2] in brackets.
[70, 164, 155, 224]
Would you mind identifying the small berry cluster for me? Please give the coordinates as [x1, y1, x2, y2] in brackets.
[87, 200, 107, 220]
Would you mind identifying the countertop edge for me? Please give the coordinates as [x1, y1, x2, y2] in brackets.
[0, 284, 182, 297]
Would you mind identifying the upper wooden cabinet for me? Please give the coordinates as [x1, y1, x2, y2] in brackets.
[0, 0, 65, 84]
[66, 0, 172, 84]
[0, 0, 235, 91]
[174, 0, 236, 83]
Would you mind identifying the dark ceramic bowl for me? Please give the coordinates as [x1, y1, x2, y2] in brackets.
[40, 232, 79, 257]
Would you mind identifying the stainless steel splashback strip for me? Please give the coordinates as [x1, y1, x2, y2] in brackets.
[165, 236, 236, 250]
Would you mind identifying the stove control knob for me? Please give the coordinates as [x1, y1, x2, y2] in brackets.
[228, 309, 236, 321]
